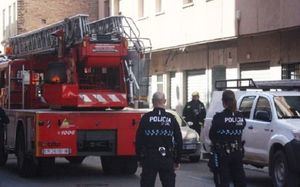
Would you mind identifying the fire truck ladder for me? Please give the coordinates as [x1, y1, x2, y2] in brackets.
[9, 14, 89, 57]
[88, 16, 152, 54]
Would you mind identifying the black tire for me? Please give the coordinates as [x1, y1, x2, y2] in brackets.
[189, 155, 200, 163]
[121, 157, 138, 175]
[16, 127, 38, 177]
[38, 157, 55, 176]
[65, 156, 85, 164]
[271, 150, 298, 187]
[0, 124, 8, 166]
[101, 156, 121, 174]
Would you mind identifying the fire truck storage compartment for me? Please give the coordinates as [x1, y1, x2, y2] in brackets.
[77, 130, 116, 155]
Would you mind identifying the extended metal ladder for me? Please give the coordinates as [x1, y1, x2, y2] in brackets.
[9, 14, 89, 57]
[88, 16, 152, 54]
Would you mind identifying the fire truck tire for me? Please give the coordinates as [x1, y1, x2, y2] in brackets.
[65, 156, 85, 164]
[38, 157, 55, 176]
[0, 124, 8, 166]
[101, 156, 121, 174]
[16, 128, 38, 177]
[121, 157, 138, 175]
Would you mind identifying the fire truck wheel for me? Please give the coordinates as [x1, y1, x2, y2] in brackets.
[101, 156, 121, 174]
[16, 127, 38, 177]
[65, 156, 85, 164]
[0, 124, 8, 166]
[121, 157, 138, 175]
[38, 157, 55, 176]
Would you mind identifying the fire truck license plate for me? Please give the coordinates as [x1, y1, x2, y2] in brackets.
[42, 148, 71, 155]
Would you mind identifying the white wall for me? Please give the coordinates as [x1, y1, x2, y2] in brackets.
[113, 0, 236, 51]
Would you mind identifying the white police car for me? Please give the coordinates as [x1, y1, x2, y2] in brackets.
[167, 110, 201, 162]
[201, 79, 300, 186]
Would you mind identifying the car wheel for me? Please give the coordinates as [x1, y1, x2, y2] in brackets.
[65, 156, 85, 165]
[101, 156, 121, 174]
[16, 127, 38, 177]
[0, 124, 8, 166]
[189, 155, 200, 163]
[271, 150, 298, 187]
[121, 156, 138, 175]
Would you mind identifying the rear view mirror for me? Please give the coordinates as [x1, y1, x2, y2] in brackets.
[187, 121, 194, 126]
[255, 110, 271, 122]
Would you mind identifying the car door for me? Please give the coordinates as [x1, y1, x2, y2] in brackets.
[243, 96, 272, 163]
[238, 95, 256, 161]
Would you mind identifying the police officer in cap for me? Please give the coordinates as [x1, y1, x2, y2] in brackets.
[135, 91, 183, 187]
[182, 91, 206, 136]
[208, 90, 246, 187]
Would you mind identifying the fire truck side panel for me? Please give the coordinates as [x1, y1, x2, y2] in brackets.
[6, 110, 36, 155]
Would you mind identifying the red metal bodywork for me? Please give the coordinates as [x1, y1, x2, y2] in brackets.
[34, 110, 142, 157]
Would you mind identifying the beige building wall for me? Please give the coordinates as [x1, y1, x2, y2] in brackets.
[237, 0, 300, 35]
[112, 0, 236, 51]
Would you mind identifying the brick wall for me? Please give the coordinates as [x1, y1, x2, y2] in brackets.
[18, 0, 98, 34]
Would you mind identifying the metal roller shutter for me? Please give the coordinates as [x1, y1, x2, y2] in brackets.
[186, 70, 207, 105]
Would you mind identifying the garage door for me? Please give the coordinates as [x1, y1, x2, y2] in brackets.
[240, 62, 271, 81]
[170, 72, 178, 110]
[186, 70, 207, 105]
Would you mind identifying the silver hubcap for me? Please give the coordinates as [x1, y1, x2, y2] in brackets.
[275, 158, 285, 186]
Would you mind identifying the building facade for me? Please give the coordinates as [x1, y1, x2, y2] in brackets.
[0, 0, 103, 52]
[109, 0, 300, 114]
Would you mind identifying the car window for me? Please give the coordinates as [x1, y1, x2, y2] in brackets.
[254, 97, 271, 121]
[274, 96, 300, 119]
[239, 96, 256, 119]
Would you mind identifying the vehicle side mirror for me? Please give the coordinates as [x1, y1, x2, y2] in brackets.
[187, 121, 193, 127]
[255, 110, 271, 122]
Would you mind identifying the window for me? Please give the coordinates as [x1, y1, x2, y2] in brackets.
[157, 74, 163, 92]
[282, 63, 300, 80]
[13, 3, 16, 21]
[8, 5, 11, 36]
[239, 96, 256, 119]
[2, 9, 5, 37]
[183, 0, 193, 5]
[274, 96, 300, 119]
[138, 0, 144, 18]
[113, 0, 120, 16]
[254, 97, 271, 121]
[155, 0, 162, 13]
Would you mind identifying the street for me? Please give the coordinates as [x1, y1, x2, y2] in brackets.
[0, 156, 273, 187]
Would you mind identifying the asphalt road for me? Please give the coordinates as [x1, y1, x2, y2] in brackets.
[0, 156, 273, 187]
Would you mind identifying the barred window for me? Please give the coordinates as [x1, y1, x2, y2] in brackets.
[282, 63, 300, 80]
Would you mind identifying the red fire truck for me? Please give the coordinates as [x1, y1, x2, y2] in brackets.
[0, 14, 151, 177]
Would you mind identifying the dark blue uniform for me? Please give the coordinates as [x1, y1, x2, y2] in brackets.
[136, 108, 182, 187]
[209, 108, 246, 187]
[183, 100, 206, 136]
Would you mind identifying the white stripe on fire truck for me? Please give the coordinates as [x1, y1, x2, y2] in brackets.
[79, 94, 92, 102]
[108, 94, 120, 102]
[122, 94, 126, 99]
[93, 94, 107, 103]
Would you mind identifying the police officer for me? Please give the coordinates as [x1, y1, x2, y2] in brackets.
[135, 91, 183, 187]
[208, 90, 246, 187]
[182, 91, 206, 136]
